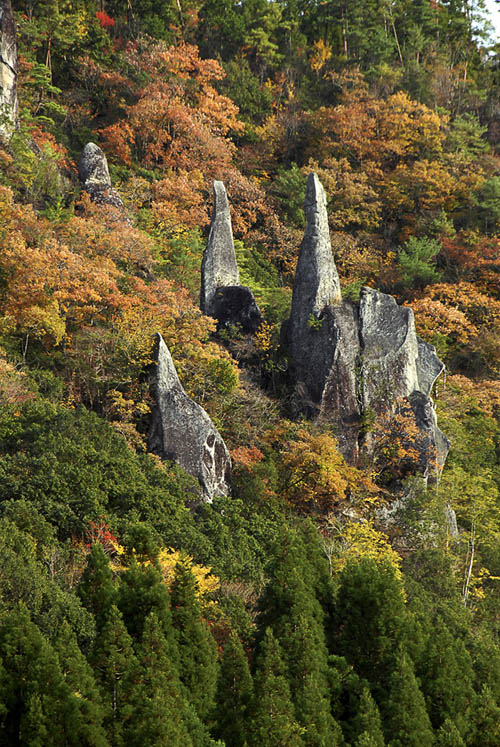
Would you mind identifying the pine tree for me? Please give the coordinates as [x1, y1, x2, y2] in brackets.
[126, 612, 193, 747]
[170, 560, 218, 721]
[248, 628, 304, 746]
[91, 604, 138, 747]
[213, 631, 253, 746]
[384, 653, 434, 747]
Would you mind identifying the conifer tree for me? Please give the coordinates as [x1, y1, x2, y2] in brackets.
[248, 628, 304, 746]
[77, 544, 116, 629]
[117, 559, 177, 661]
[126, 612, 193, 747]
[384, 653, 434, 747]
[91, 604, 138, 747]
[467, 684, 500, 746]
[54, 620, 108, 747]
[256, 531, 341, 744]
[213, 631, 253, 746]
[170, 560, 218, 721]
[0, 605, 87, 745]
[436, 718, 466, 747]
[352, 686, 385, 747]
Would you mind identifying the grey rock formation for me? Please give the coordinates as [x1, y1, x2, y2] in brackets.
[358, 287, 419, 415]
[201, 181, 241, 316]
[289, 173, 341, 340]
[285, 172, 449, 481]
[78, 142, 129, 217]
[148, 334, 231, 502]
[201, 180, 263, 333]
[0, 0, 18, 142]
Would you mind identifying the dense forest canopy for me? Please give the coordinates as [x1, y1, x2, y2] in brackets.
[0, 0, 500, 743]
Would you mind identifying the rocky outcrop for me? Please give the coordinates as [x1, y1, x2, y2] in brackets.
[78, 143, 130, 219]
[201, 181, 263, 333]
[286, 173, 449, 480]
[0, 0, 18, 142]
[148, 334, 231, 502]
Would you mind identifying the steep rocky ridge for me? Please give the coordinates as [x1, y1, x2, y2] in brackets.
[148, 334, 231, 502]
[285, 173, 449, 480]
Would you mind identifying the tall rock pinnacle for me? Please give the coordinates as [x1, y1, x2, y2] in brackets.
[200, 181, 263, 333]
[148, 334, 231, 502]
[0, 0, 18, 142]
[289, 173, 341, 339]
[201, 181, 241, 316]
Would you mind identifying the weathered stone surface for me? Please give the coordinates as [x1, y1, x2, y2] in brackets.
[358, 287, 419, 415]
[408, 391, 451, 482]
[201, 181, 241, 317]
[319, 303, 361, 462]
[416, 337, 444, 396]
[148, 334, 231, 502]
[211, 285, 263, 334]
[78, 143, 129, 217]
[289, 173, 341, 344]
[0, 0, 18, 142]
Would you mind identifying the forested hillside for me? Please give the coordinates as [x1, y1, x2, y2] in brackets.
[1, 0, 500, 743]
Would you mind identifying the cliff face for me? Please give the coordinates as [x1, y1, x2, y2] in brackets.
[78, 143, 130, 221]
[148, 334, 231, 502]
[285, 173, 449, 481]
[0, 0, 18, 142]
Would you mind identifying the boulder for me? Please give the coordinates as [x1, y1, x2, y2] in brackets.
[211, 285, 263, 334]
[78, 142, 130, 218]
[201, 181, 263, 333]
[148, 334, 231, 502]
[0, 0, 18, 142]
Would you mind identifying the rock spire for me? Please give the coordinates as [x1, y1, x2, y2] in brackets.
[201, 180, 263, 333]
[148, 334, 231, 502]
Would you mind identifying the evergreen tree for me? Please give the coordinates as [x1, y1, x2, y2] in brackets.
[436, 718, 465, 747]
[0, 605, 88, 745]
[352, 686, 385, 747]
[170, 560, 218, 721]
[248, 628, 304, 746]
[54, 620, 108, 747]
[77, 543, 116, 630]
[467, 684, 500, 747]
[126, 612, 193, 747]
[333, 558, 406, 703]
[91, 605, 138, 747]
[384, 653, 434, 747]
[117, 559, 177, 660]
[213, 631, 253, 746]
[257, 530, 341, 744]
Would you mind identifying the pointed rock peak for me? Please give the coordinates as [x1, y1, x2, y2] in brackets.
[0, 0, 18, 142]
[289, 173, 341, 337]
[155, 333, 183, 392]
[149, 334, 231, 502]
[201, 180, 240, 316]
[79, 143, 112, 192]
